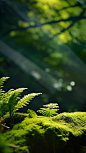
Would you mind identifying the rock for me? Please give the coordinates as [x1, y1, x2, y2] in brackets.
[3, 112, 86, 153]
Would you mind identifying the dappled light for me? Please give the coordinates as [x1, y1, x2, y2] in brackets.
[1, 1, 86, 151]
[70, 81, 75, 86]
[0, 0, 86, 113]
[66, 85, 72, 91]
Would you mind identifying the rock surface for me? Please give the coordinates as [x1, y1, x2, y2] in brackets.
[3, 112, 86, 153]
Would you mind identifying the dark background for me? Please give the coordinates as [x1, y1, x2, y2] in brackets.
[0, 0, 86, 113]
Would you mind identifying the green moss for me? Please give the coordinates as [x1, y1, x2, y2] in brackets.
[27, 109, 37, 118]
[3, 112, 86, 153]
[53, 112, 86, 136]
[3, 112, 28, 126]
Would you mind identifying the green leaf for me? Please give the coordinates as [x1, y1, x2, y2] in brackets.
[14, 93, 42, 113]
[0, 77, 42, 125]
[0, 77, 10, 100]
[7, 88, 27, 116]
[37, 103, 59, 117]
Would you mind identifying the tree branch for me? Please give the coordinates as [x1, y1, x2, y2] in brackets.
[1, 0, 86, 37]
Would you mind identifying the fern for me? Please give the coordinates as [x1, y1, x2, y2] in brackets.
[0, 77, 10, 117]
[0, 77, 9, 87]
[14, 93, 42, 113]
[0, 77, 42, 125]
[6, 88, 28, 122]
[0, 77, 9, 101]
[37, 103, 59, 117]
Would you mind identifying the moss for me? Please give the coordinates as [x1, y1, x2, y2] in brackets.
[52, 112, 86, 136]
[3, 112, 28, 127]
[27, 109, 37, 118]
[3, 112, 86, 153]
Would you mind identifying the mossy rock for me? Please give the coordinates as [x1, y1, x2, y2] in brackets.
[3, 112, 28, 127]
[3, 112, 86, 153]
[3, 110, 37, 126]
[27, 109, 37, 118]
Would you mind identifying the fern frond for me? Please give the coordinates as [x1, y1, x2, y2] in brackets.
[0, 77, 42, 125]
[0, 77, 10, 101]
[0, 87, 27, 118]
[14, 93, 42, 113]
[43, 103, 59, 109]
[0, 77, 10, 87]
[7, 88, 27, 115]
[0, 77, 10, 117]
[37, 103, 59, 117]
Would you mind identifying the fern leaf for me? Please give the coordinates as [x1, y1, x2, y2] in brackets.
[7, 88, 27, 115]
[0, 77, 9, 87]
[0, 87, 27, 118]
[0, 77, 10, 100]
[14, 93, 42, 113]
[37, 103, 59, 117]
[0, 77, 10, 117]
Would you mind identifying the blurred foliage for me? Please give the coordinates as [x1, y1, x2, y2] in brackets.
[0, 0, 86, 112]
[0, 133, 12, 153]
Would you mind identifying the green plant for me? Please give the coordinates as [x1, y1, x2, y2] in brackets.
[4, 112, 28, 126]
[37, 103, 59, 117]
[0, 77, 42, 124]
[3, 112, 86, 153]
[27, 109, 37, 118]
[0, 133, 12, 153]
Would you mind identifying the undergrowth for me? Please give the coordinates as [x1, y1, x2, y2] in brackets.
[1, 77, 86, 153]
[0, 77, 42, 126]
